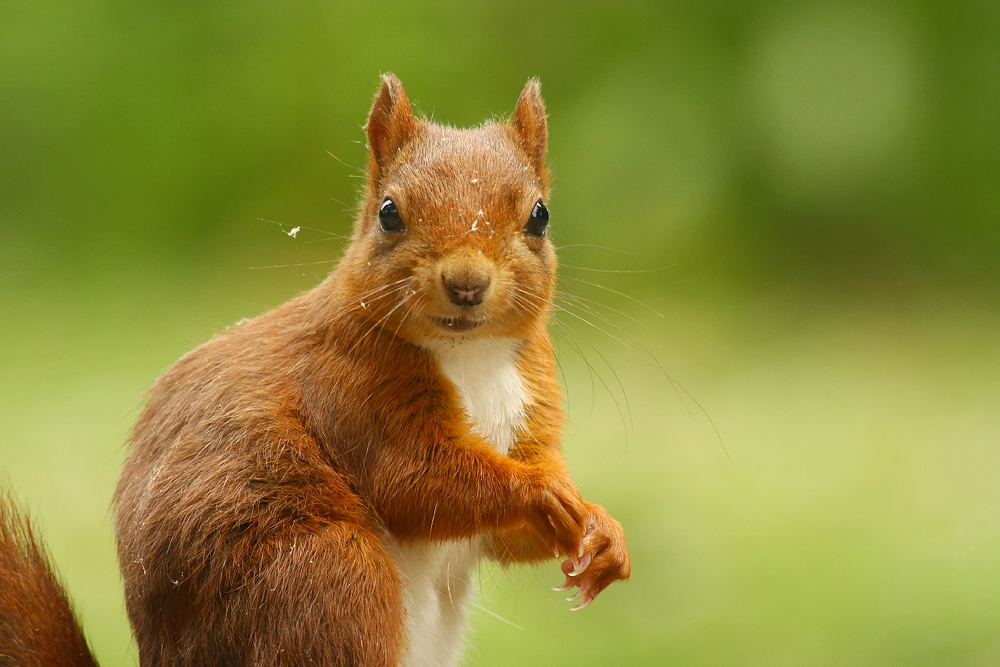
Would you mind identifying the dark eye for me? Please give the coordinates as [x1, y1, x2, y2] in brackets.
[379, 198, 405, 233]
[524, 201, 548, 237]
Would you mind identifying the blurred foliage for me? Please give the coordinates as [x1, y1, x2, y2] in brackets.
[2, 0, 999, 289]
[2, 1, 999, 665]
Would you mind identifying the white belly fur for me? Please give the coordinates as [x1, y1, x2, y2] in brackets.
[391, 337, 528, 667]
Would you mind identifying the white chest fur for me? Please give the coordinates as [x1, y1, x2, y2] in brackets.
[389, 337, 528, 667]
[426, 337, 528, 455]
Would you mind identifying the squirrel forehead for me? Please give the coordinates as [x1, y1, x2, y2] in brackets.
[386, 124, 542, 210]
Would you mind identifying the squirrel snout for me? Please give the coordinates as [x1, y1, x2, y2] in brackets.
[443, 272, 491, 306]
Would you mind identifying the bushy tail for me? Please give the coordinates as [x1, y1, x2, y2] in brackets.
[0, 490, 99, 667]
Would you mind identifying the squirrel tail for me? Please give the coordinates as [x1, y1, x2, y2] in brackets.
[0, 489, 99, 667]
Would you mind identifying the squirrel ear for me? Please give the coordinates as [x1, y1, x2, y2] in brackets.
[366, 73, 417, 181]
[510, 79, 548, 174]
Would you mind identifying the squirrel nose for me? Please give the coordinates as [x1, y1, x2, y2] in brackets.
[444, 274, 490, 306]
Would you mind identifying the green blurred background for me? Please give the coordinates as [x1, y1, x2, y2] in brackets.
[2, 1, 999, 665]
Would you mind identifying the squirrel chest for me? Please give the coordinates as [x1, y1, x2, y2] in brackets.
[388, 337, 528, 667]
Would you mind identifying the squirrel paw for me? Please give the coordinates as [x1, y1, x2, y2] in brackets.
[552, 504, 630, 611]
[523, 474, 587, 560]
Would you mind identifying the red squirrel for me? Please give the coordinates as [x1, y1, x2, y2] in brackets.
[0, 75, 630, 667]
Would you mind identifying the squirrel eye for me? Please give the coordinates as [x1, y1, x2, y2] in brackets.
[378, 198, 405, 233]
[524, 201, 548, 237]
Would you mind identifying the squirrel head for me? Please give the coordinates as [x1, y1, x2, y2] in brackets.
[340, 74, 556, 345]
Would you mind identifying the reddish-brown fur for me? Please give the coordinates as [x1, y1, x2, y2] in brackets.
[0, 491, 98, 667]
[0, 75, 629, 667]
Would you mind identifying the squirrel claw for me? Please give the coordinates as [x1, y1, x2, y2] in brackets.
[568, 582, 594, 610]
[568, 552, 592, 577]
[551, 578, 575, 592]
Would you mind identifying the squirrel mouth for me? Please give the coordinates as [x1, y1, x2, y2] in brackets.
[432, 315, 484, 333]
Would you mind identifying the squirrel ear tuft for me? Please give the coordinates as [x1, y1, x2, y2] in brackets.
[510, 79, 548, 175]
[367, 73, 417, 181]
